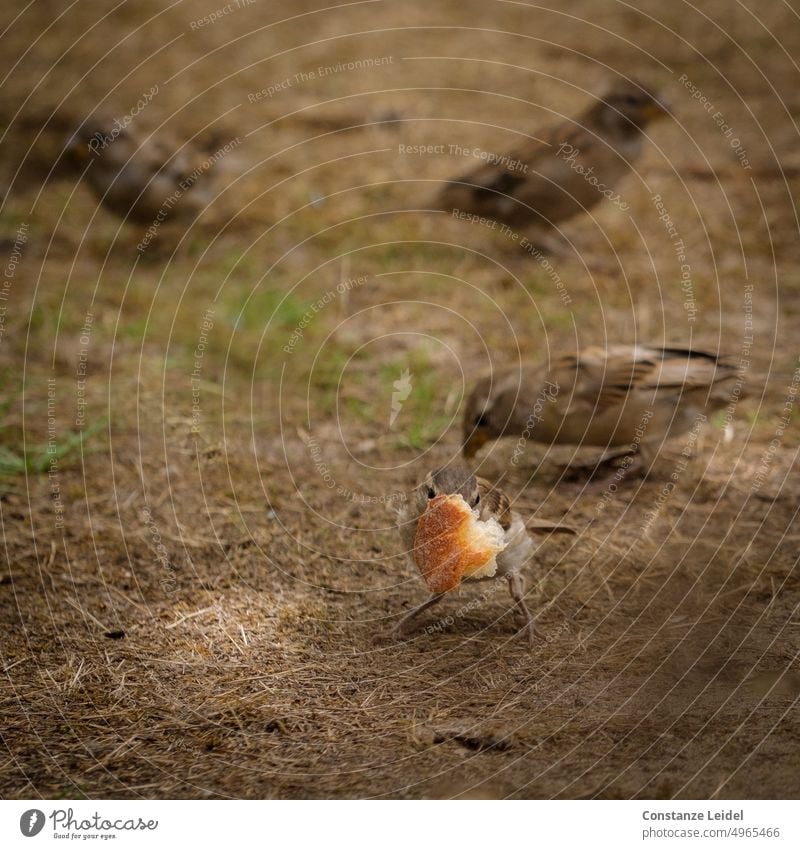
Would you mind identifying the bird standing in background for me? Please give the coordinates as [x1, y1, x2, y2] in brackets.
[391, 464, 572, 645]
[435, 79, 670, 246]
[462, 345, 746, 465]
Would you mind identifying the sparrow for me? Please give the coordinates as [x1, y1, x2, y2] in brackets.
[391, 464, 572, 645]
[63, 119, 221, 224]
[434, 79, 670, 239]
[463, 345, 745, 465]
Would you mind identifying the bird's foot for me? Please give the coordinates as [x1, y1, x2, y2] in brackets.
[389, 623, 411, 642]
[518, 617, 538, 648]
[513, 610, 538, 647]
[516, 228, 572, 259]
[559, 448, 639, 481]
[372, 625, 410, 645]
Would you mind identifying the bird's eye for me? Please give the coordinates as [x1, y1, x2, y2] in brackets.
[474, 494, 481, 505]
[474, 413, 488, 427]
[425, 486, 436, 499]
[625, 95, 640, 106]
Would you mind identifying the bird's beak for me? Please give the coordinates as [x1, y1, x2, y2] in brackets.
[645, 97, 672, 121]
[64, 133, 89, 161]
[462, 429, 490, 460]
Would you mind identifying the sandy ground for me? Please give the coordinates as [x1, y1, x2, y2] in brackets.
[1, 0, 799, 798]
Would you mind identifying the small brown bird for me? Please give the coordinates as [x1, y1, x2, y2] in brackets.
[391, 464, 572, 645]
[463, 346, 745, 465]
[63, 120, 221, 224]
[435, 79, 670, 239]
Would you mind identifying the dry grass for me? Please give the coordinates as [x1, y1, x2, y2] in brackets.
[1, 0, 799, 798]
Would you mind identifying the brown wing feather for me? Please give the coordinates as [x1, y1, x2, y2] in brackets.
[568, 346, 742, 411]
[565, 347, 659, 411]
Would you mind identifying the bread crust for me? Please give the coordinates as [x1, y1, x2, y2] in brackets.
[413, 494, 505, 593]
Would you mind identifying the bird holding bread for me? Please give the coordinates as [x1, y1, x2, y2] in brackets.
[390, 464, 573, 645]
[435, 79, 670, 244]
[463, 345, 746, 466]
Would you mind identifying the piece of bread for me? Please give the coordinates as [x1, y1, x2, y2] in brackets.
[413, 494, 507, 593]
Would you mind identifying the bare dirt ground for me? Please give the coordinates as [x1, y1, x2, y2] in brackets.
[1, 0, 800, 799]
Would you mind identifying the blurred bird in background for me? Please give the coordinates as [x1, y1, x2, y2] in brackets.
[435, 79, 670, 250]
[62, 118, 226, 225]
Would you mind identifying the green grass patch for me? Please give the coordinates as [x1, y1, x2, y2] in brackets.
[0, 419, 105, 482]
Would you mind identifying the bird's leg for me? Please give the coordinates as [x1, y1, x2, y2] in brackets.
[391, 592, 446, 639]
[520, 227, 572, 258]
[637, 441, 655, 473]
[560, 446, 637, 479]
[506, 573, 537, 647]
[597, 446, 639, 465]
